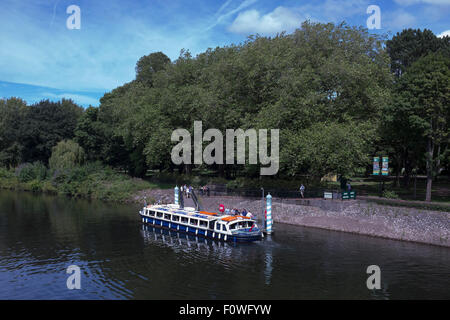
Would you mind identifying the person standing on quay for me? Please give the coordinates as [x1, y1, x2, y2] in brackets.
[299, 184, 305, 198]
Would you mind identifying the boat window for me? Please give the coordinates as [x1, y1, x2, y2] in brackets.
[229, 223, 236, 230]
[149, 210, 155, 216]
[222, 224, 227, 231]
[199, 220, 208, 228]
[181, 217, 189, 224]
[172, 215, 180, 222]
[190, 219, 198, 226]
[164, 213, 171, 220]
[215, 223, 221, 231]
[156, 211, 163, 218]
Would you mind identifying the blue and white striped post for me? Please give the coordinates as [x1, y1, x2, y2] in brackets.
[266, 193, 273, 235]
[174, 185, 179, 205]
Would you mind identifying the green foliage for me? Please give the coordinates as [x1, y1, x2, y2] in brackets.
[74, 21, 392, 179]
[386, 28, 449, 78]
[0, 98, 83, 166]
[1, 23, 448, 200]
[15, 162, 48, 182]
[0, 98, 28, 167]
[284, 121, 374, 178]
[382, 189, 399, 199]
[135, 52, 171, 86]
[49, 140, 86, 170]
[0, 167, 13, 178]
[1, 161, 153, 202]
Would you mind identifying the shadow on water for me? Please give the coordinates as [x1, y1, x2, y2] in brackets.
[0, 190, 449, 299]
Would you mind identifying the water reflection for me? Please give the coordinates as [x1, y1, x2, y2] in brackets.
[0, 190, 449, 300]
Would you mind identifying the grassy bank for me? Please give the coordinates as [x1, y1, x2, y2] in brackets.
[0, 162, 156, 202]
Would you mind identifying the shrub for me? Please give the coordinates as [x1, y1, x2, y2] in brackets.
[382, 189, 399, 199]
[15, 162, 48, 182]
[28, 179, 43, 192]
[0, 167, 13, 178]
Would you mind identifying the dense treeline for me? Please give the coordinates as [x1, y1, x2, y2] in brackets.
[1, 22, 449, 201]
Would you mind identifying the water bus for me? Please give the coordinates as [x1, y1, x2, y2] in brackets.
[139, 203, 263, 242]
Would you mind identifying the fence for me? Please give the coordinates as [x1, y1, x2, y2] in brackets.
[205, 185, 333, 199]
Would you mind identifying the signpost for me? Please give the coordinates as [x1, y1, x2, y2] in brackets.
[382, 157, 389, 176]
[373, 157, 380, 175]
[373, 156, 389, 196]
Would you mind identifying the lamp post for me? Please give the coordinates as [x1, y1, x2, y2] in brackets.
[174, 185, 179, 205]
[266, 193, 273, 235]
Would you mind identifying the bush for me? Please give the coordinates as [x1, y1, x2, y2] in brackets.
[28, 179, 43, 192]
[15, 162, 48, 182]
[0, 167, 13, 178]
[382, 189, 399, 199]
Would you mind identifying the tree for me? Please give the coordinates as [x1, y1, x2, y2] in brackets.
[21, 99, 83, 164]
[49, 140, 86, 170]
[284, 121, 374, 179]
[395, 53, 449, 201]
[135, 52, 171, 86]
[0, 98, 28, 167]
[386, 28, 449, 78]
[384, 28, 449, 187]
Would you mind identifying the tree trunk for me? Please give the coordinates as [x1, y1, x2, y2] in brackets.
[425, 137, 434, 202]
[434, 143, 441, 182]
[394, 155, 401, 187]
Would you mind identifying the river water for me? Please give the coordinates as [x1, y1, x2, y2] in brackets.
[0, 190, 448, 299]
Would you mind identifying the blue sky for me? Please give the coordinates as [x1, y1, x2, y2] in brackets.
[0, 0, 449, 107]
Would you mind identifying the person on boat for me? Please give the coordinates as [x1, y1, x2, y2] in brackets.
[242, 208, 248, 217]
[247, 211, 253, 219]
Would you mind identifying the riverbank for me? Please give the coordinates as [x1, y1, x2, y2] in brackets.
[0, 164, 155, 202]
[133, 189, 449, 247]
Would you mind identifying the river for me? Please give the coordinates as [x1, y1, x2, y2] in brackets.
[0, 190, 448, 299]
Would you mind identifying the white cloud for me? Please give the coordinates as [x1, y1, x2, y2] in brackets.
[438, 29, 450, 37]
[228, 6, 302, 35]
[384, 10, 417, 29]
[394, 0, 450, 5]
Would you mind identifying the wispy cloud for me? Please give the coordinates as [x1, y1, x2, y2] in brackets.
[207, 0, 259, 31]
[438, 29, 450, 37]
[394, 0, 450, 6]
[228, 6, 303, 35]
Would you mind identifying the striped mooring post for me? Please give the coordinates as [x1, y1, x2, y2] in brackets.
[174, 185, 179, 205]
[266, 193, 273, 235]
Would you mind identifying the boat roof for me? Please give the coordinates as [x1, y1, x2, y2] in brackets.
[144, 204, 255, 222]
